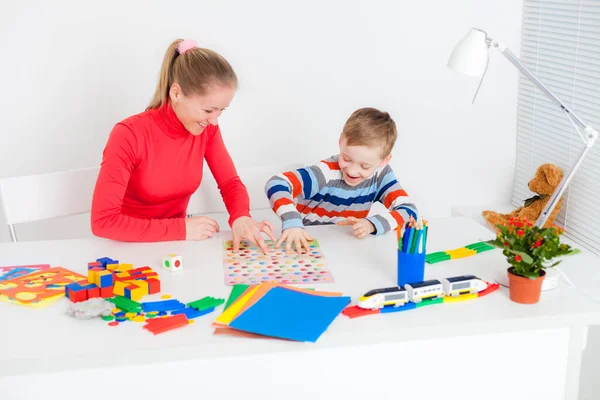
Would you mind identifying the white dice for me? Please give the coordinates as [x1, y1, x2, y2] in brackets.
[162, 254, 183, 272]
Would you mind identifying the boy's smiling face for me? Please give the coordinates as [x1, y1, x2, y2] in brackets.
[338, 136, 392, 186]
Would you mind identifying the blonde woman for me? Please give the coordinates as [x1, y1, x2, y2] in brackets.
[91, 39, 275, 252]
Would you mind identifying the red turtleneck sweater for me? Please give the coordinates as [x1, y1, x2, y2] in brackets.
[91, 104, 250, 242]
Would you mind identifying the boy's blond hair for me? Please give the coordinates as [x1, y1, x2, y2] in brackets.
[341, 108, 397, 157]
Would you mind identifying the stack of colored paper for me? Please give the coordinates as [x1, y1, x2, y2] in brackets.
[213, 283, 350, 343]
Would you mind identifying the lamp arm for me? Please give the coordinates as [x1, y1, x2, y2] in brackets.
[486, 38, 599, 228]
[490, 40, 589, 130]
[535, 128, 597, 228]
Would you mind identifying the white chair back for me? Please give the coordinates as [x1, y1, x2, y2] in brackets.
[0, 167, 100, 241]
[187, 163, 302, 216]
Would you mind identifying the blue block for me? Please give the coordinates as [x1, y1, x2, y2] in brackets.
[380, 302, 416, 313]
[96, 257, 118, 268]
[81, 283, 97, 290]
[65, 282, 84, 298]
[141, 299, 186, 313]
[114, 311, 126, 317]
[228, 287, 351, 343]
[171, 307, 215, 319]
[98, 273, 114, 288]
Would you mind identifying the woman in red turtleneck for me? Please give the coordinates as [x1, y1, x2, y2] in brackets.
[91, 39, 275, 252]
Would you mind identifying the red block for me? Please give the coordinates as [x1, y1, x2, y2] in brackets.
[87, 287, 100, 299]
[146, 278, 161, 294]
[69, 288, 88, 303]
[88, 262, 102, 270]
[100, 286, 114, 298]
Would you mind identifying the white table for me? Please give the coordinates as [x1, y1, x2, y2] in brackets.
[1, 216, 599, 400]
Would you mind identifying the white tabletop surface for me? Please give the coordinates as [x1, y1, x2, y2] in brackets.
[1, 216, 599, 377]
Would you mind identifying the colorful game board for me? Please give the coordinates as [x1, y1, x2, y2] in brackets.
[0, 264, 51, 282]
[222, 239, 334, 285]
[0, 267, 86, 307]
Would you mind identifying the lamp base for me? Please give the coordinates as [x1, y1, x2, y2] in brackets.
[494, 268, 560, 291]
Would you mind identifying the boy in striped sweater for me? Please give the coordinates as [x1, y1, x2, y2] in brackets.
[265, 107, 419, 253]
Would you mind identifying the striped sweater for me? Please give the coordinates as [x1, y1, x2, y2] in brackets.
[265, 155, 419, 235]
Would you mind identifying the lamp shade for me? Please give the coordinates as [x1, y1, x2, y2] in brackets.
[448, 29, 489, 77]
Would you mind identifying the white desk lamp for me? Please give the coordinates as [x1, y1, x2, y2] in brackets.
[448, 28, 598, 291]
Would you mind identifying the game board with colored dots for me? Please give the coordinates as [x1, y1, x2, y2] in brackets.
[222, 239, 334, 286]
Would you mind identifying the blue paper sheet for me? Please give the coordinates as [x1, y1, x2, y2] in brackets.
[228, 287, 350, 342]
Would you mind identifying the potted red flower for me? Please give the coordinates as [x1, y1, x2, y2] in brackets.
[493, 217, 575, 304]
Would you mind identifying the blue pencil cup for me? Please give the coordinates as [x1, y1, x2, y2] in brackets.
[397, 251, 426, 286]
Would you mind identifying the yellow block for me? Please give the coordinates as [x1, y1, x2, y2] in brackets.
[447, 248, 477, 259]
[113, 281, 128, 297]
[115, 272, 130, 279]
[106, 263, 119, 271]
[94, 270, 112, 287]
[117, 263, 133, 271]
[132, 280, 149, 297]
[215, 285, 261, 325]
[443, 293, 478, 303]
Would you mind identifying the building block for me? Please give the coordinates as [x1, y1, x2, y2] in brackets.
[143, 314, 188, 335]
[106, 263, 120, 271]
[87, 286, 100, 299]
[142, 299, 186, 313]
[88, 267, 104, 284]
[65, 282, 83, 300]
[100, 286, 114, 298]
[96, 257, 118, 268]
[106, 296, 142, 313]
[146, 278, 160, 294]
[171, 307, 215, 319]
[187, 297, 225, 311]
[115, 272, 131, 279]
[162, 254, 183, 272]
[95, 270, 114, 288]
[88, 262, 102, 270]
[124, 281, 148, 301]
[68, 284, 88, 303]
[113, 281, 128, 297]
[116, 263, 133, 271]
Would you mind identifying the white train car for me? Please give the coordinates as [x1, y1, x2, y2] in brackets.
[405, 279, 444, 303]
[358, 287, 408, 310]
[442, 275, 487, 297]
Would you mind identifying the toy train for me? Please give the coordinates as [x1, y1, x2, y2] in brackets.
[358, 275, 488, 310]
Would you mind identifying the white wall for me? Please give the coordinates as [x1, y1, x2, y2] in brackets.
[0, 0, 521, 242]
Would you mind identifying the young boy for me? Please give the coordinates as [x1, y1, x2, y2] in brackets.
[265, 107, 419, 253]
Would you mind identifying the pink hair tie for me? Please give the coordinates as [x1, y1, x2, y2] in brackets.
[177, 40, 198, 55]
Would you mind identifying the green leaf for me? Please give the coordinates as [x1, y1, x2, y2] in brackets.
[506, 249, 534, 264]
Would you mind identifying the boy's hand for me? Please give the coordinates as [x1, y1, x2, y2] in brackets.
[275, 227, 313, 254]
[336, 217, 375, 239]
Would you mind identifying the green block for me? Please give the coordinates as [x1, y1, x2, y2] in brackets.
[415, 297, 444, 307]
[465, 242, 495, 252]
[187, 296, 225, 312]
[106, 296, 142, 313]
[102, 315, 115, 321]
[224, 284, 250, 310]
[426, 253, 451, 264]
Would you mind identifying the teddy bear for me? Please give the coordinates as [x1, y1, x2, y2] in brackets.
[482, 163, 564, 230]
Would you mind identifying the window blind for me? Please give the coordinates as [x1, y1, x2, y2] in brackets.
[513, 0, 600, 255]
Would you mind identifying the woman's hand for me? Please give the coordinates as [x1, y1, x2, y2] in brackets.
[232, 216, 276, 254]
[275, 227, 313, 254]
[185, 216, 220, 240]
[336, 217, 375, 239]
